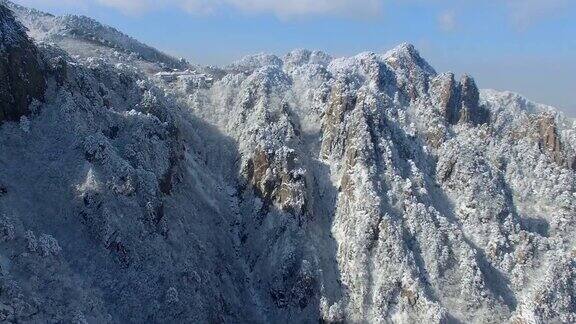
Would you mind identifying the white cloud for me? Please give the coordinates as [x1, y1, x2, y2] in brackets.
[505, 0, 570, 29]
[437, 10, 456, 32]
[222, 0, 383, 18]
[12, 0, 571, 27]
[95, 0, 151, 13]
[14, 0, 89, 7]
[41, 0, 384, 18]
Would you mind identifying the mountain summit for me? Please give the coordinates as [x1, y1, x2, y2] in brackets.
[0, 1, 574, 323]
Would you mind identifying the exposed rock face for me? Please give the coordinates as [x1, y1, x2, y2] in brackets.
[431, 72, 460, 124]
[0, 2, 575, 323]
[0, 4, 45, 122]
[458, 74, 483, 123]
[321, 82, 356, 158]
[537, 113, 565, 165]
[244, 147, 307, 216]
[430, 73, 488, 126]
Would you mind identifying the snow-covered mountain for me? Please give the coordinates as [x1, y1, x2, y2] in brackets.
[0, 1, 574, 323]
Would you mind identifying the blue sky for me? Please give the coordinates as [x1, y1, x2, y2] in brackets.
[14, 0, 576, 115]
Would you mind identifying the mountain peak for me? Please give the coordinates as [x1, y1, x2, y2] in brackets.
[5, 2, 187, 72]
[0, 2, 574, 324]
[284, 49, 332, 68]
[384, 42, 436, 76]
[390, 42, 418, 55]
[227, 53, 283, 72]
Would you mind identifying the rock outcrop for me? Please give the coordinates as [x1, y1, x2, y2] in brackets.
[243, 147, 307, 216]
[431, 73, 488, 125]
[537, 113, 565, 165]
[0, 4, 45, 122]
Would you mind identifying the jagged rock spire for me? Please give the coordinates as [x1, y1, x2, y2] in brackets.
[431, 72, 488, 125]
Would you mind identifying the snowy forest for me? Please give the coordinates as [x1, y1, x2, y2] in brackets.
[0, 1, 574, 322]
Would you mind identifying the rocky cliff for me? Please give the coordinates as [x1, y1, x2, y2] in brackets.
[0, 1, 574, 323]
[0, 4, 44, 122]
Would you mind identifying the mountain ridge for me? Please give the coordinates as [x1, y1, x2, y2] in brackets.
[0, 1, 574, 323]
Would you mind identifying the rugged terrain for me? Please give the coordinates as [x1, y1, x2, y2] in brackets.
[0, 1, 574, 323]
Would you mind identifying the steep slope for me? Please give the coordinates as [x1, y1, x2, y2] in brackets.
[4, 0, 188, 73]
[0, 3, 259, 322]
[160, 44, 575, 323]
[0, 2, 574, 323]
[0, 3, 45, 122]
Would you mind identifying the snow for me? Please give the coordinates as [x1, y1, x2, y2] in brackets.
[0, 0, 574, 323]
